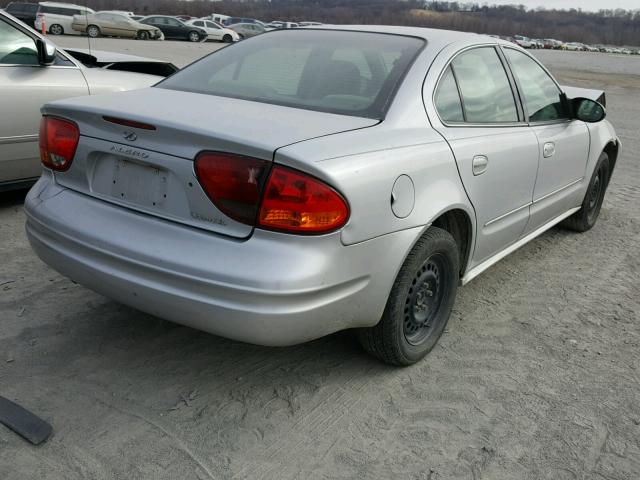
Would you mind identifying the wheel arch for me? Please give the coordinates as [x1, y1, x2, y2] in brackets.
[602, 140, 619, 186]
[430, 208, 474, 277]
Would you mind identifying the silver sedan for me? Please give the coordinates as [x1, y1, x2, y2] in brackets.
[25, 27, 619, 365]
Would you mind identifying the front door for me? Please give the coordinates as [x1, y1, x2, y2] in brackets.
[502, 47, 590, 233]
[431, 46, 540, 267]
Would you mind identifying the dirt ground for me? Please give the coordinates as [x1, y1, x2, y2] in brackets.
[1, 44, 639, 479]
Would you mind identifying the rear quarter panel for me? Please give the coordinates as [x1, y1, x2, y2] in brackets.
[275, 124, 475, 247]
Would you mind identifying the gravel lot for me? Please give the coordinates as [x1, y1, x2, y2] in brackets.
[1, 39, 639, 479]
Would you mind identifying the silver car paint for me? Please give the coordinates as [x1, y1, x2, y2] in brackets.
[0, 11, 163, 186]
[41, 88, 377, 238]
[25, 170, 420, 346]
[24, 26, 619, 345]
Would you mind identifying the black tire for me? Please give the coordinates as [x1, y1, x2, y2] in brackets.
[357, 227, 459, 366]
[87, 25, 100, 38]
[49, 24, 63, 35]
[188, 31, 200, 42]
[138, 31, 149, 40]
[561, 152, 610, 232]
[222, 34, 233, 43]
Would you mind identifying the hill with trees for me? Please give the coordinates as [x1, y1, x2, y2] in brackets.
[4, 0, 638, 46]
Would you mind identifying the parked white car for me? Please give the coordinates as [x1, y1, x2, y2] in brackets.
[565, 42, 585, 51]
[34, 1, 94, 35]
[513, 35, 533, 48]
[185, 19, 239, 42]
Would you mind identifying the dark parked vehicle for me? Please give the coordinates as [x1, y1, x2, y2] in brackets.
[139, 15, 206, 42]
[4, 2, 39, 27]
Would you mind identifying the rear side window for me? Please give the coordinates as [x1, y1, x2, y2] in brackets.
[451, 47, 518, 123]
[503, 48, 567, 122]
[434, 66, 464, 122]
[158, 30, 424, 119]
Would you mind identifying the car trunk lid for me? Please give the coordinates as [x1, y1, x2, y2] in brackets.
[42, 88, 378, 238]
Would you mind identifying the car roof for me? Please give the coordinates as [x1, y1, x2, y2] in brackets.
[39, 1, 89, 7]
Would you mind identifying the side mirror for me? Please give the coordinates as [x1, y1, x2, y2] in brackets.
[571, 97, 606, 123]
[35, 38, 57, 66]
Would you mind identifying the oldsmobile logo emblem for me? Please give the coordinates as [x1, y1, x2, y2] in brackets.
[123, 131, 137, 142]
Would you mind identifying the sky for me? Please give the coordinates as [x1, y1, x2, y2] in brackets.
[487, 0, 640, 11]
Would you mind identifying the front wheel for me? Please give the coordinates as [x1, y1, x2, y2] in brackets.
[188, 31, 200, 42]
[87, 25, 100, 38]
[357, 227, 460, 366]
[138, 30, 149, 40]
[222, 34, 233, 43]
[561, 152, 610, 232]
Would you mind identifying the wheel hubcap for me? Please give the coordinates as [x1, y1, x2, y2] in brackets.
[403, 254, 447, 345]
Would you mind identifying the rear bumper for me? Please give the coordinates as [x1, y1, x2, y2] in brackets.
[25, 175, 419, 346]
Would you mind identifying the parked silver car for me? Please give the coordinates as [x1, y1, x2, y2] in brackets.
[25, 27, 619, 365]
[0, 10, 173, 190]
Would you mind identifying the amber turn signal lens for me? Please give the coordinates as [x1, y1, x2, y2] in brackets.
[258, 165, 349, 234]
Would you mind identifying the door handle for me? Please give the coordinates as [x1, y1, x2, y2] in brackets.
[472, 155, 489, 176]
[543, 142, 555, 158]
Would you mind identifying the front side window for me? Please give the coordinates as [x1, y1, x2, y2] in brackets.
[504, 48, 567, 122]
[0, 17, 38, 65]
[158, 30, 425, 119]
[451, 47, 518, 123]
[434, 65, 464, 122]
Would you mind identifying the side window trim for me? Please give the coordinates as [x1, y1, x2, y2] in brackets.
[432, 44, 527, 128]
[448, 64, 467, 122]
[499, 45, 570, 125]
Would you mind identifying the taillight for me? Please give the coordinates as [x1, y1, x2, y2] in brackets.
[39, 116, 79, 172]
[195, 152, 349, 234]
[258, 165, 349, 234]
[195, 152, 270, 224]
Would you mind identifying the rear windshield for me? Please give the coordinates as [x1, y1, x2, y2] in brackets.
[158, 30, 425, 119]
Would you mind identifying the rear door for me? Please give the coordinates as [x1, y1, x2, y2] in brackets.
[502, 47, 590, 233]
[429, 46, 539, 265]
[0, 14, 87, 185]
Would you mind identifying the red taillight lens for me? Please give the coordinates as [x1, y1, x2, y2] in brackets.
[195, 152, 349, 234]
[258, 165, 349, 234]
[39, 116, 80, 172]
[195, 152, 270, 225]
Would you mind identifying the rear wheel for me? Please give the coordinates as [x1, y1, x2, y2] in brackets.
[188, 31, 200, 42]
[357, 227, 459, 366]
[561, 152, 610, 232]
[49, 24, 63, 35]
[222, 34, 233, 43]
[138, 30, 149, 40]
[87, 25, 100, 38]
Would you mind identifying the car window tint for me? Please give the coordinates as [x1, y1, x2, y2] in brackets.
[452, 47, 518, 123]
[159, 30, 424, 119]
[166, 18, 180, 26]
[434, 66, 464, 122]
[193, 21, 203, 27]
[504, 48, 567, 122]
[0, 17, 38, 65]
